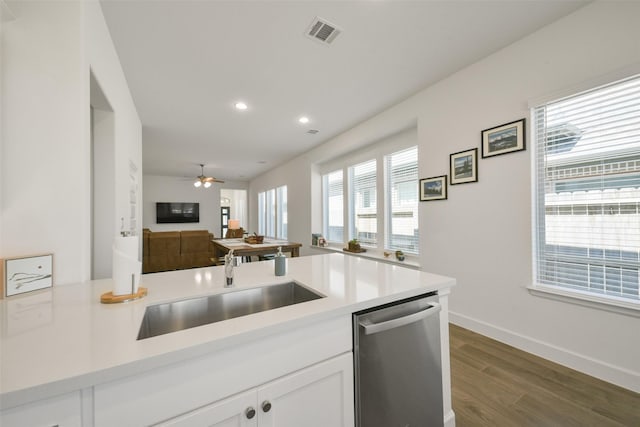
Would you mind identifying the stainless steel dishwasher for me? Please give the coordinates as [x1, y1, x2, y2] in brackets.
[353, 292, 443, 427]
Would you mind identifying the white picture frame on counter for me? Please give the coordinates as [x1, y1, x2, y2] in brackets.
[2, 254, 53, 298]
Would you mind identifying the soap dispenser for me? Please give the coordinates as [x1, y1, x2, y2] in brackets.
[274, 246, 286, 276]
[224, 249, 235, 287]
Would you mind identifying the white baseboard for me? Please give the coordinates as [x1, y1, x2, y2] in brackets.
[444, 410, 456, 427]
[449, 311, 640, 393]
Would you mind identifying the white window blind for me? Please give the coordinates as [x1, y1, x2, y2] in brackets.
[323, 170, 344, 242]
[276, 185, 288, 239]
[385, 146, 419, 253]
[258, 191, 266, 236]
[265, 189, 276, 238]
[533, 75, 640, 303]
[349, 159, 377, 245]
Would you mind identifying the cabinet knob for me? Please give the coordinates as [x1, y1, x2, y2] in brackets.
[261, 400, 272, 413]
[245, 407, 256, 419]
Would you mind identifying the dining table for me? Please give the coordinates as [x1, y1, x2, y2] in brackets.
[211, 238, 302, 264]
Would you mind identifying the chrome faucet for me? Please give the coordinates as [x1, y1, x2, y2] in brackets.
[224, 249, 235, 287]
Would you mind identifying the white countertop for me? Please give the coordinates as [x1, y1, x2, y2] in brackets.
[0, 253, 454, 410]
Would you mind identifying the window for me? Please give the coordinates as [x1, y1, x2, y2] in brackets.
[258, 186, 287, 238]
[385, 146, 419, 253]
[323, 170, 344, 242]
[276, 185, 287, 239]
[349, 159, 377, 246]
[266, 189, 275, 238]
[533, 75, 640, 305]
[258, 192, 265, 235]
[321, 143, 419, 257]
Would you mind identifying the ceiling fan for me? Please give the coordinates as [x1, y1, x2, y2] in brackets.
[193, 164, 224, 188]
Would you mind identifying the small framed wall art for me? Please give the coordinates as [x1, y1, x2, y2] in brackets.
[2, 254, 53, 298]
[450, 148, 478, 185]
[420, 175, 448, 201]
[481, 118, 526, 158]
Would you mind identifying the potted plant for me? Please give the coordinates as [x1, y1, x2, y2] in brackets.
[395, 250, 405, 261]
[348, 238, 361, 252]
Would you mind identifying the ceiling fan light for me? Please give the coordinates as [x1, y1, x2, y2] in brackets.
[194, 180, 202, 188]
[204, 181, 212, 188]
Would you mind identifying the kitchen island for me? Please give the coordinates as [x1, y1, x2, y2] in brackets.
[0, 253, 455, 426]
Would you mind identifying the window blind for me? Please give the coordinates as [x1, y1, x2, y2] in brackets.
[265, 189, 276, 238]
[349, 159, 377, 245]
[534, 75, 640, 302]
[258, 191, 266, 236]
[276, 185, 288, 239]
[323, 170, 344, 242]
[385, 146, 419, 253]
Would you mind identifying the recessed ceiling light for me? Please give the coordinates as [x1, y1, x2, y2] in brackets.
[299, 116, 310, 124]
[235, 102, 248, 110]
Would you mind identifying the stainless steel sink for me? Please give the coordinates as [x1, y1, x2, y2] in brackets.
[137, 281, 324, 340]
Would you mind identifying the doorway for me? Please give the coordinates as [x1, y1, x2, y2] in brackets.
[220, 189, 247, 236]
[90, 72, 115, 280]
[220, 206, 230, 237]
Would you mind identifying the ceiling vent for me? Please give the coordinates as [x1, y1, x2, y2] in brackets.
[306, 17, 341, 45]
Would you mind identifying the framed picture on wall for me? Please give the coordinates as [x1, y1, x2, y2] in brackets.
[2, 254, 53, 298]
[420, 175, 448, 201]
[481, 118, 526, 158]
[450, 148, 478, 185]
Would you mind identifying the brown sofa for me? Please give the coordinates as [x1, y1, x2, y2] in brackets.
[143, 229, 215, 273]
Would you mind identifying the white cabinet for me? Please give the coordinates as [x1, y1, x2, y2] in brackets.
[94, 315, 352, 427]
[257, 352, 353, 427]
[0, 391, 82, 427]
[156, 353, 354, 427]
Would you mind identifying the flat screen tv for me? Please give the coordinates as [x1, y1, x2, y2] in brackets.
[156, 202, 200, 224]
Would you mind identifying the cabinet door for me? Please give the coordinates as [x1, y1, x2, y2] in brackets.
[0, 391, 82, 427]
[257, 352, 354, 427]
[154, 390, 257, 427]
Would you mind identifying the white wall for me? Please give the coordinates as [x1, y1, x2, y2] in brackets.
[415, 1, 640, 393]
[250, 1, 640, 391]
[85, 0, 142, 273]
[2, 1, 88, 284]
[249, 153, 314, 246]
[0, 0, 141, 284]
[143, 175, 248, 237]
[0, 0, 13, 259]
[91, 105, 115, 279]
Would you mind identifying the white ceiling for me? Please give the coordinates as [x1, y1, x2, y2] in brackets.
[100, 0, 588, 182]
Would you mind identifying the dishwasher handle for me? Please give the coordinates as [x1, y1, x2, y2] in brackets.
[359, 302, 441, 335]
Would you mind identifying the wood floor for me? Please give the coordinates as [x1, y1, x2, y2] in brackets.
[449, 324, 640, 427]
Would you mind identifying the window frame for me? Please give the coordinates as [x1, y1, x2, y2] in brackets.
[529, 74, 640, 317]
[385, 146, 419, 254]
